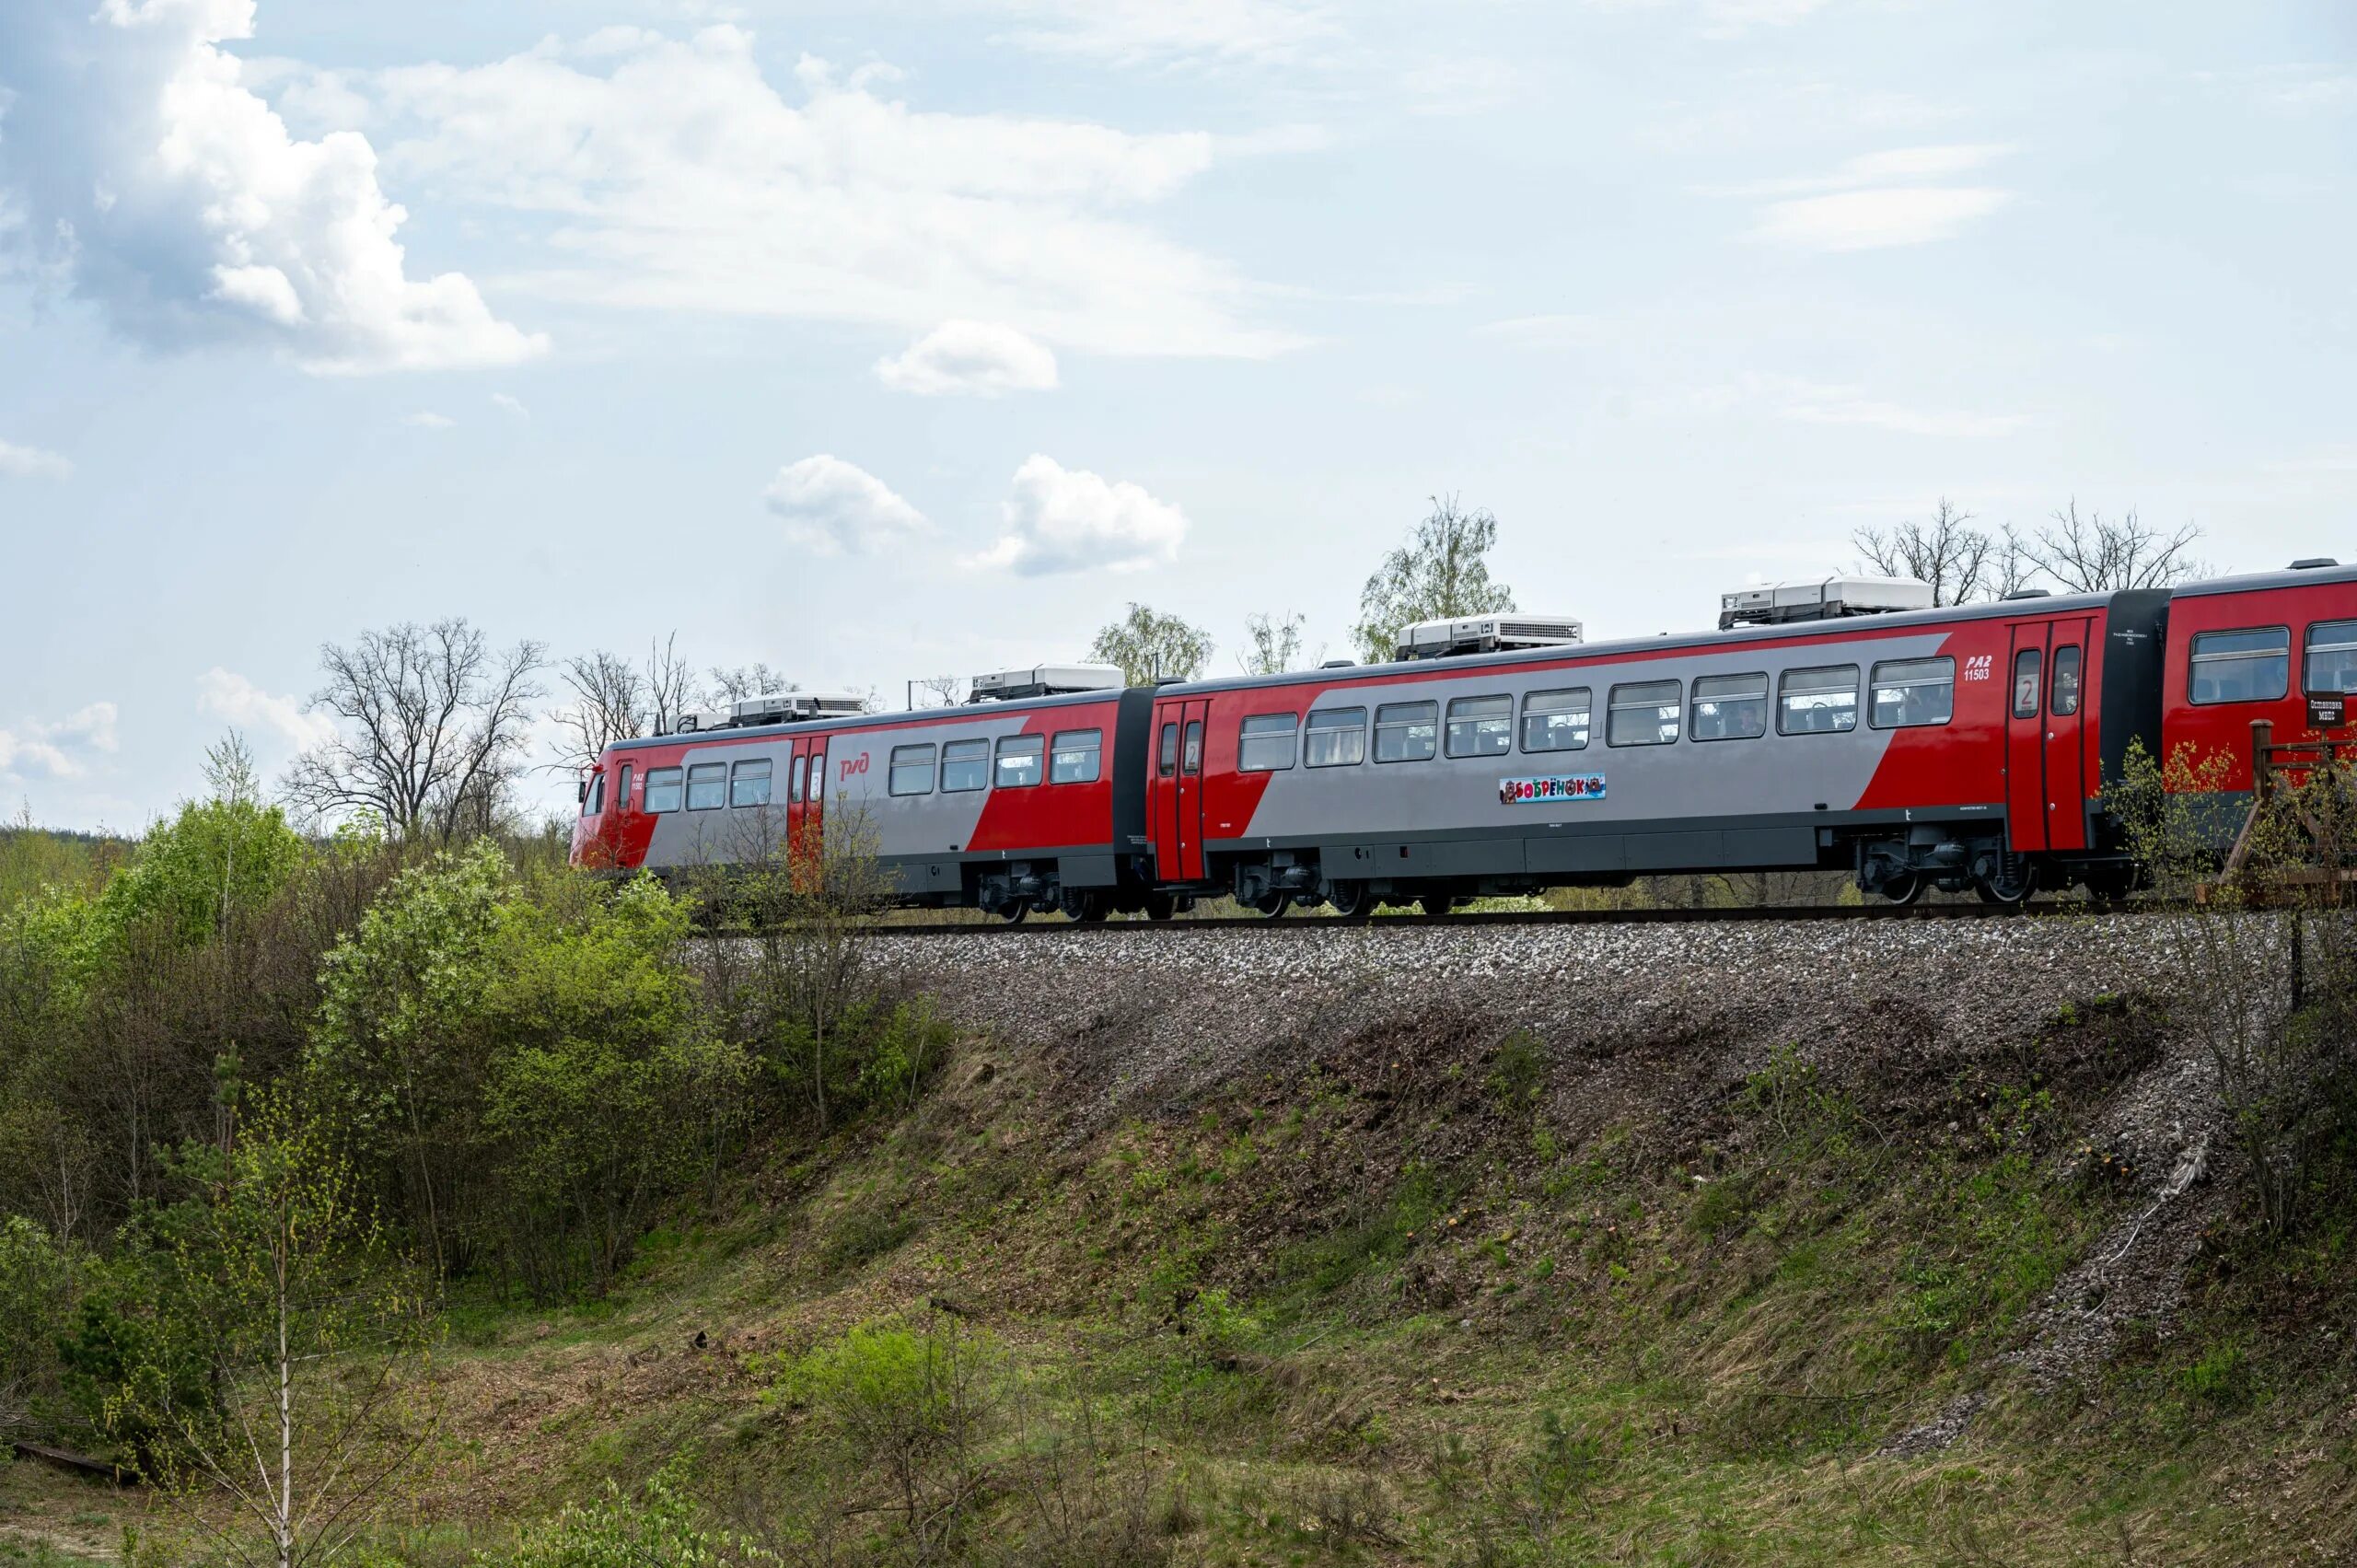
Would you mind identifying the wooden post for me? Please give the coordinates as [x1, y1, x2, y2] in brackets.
[2253, 718, 2275, 800]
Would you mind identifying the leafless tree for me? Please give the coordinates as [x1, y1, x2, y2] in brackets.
[284, 620, 545, 844]
[910, 675, 967, 710]
[1852, 499, 2004, 606]
[709, 663, 797, 705]
[644, 633, 702, 735]
[2021, 501, 2206, 592]
[550, 650, 648, 775]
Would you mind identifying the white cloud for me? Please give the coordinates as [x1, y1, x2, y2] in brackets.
[401, 410, 456, 428]
[0, 703, 120, 779]
[987, 0, 1339, 66]
[0, 0, 544, 373]
[491, 392, 529, 418]
[763, 456, 931, 556]
[0, 438, 74, 480]
[196, 668, 334, 750]
[876, 320, 1060, 397]
[1735, 145, 2014, 250]
[370, 33, 1289, 357]
[972, 454, 1187, 575]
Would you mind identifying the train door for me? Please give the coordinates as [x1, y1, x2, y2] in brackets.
[1151, 700, 1210, 883]
[804, 738, 829, 872]
[786, 740, 814, 877]
[2043, 618, 2092, 852]
[2005, 625, 2051, 852]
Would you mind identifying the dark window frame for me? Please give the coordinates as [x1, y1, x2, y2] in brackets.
[941, 738, 990, 793]
[1372, 700, 1440, 764]
[1181, 721, 1203, 774]
[1776, 664, 1860, 737]
[1157, 722, 1178, 778]
[729, 758, 772, 808]
[2305, 620, 2357, 696]
[1304, 706, 1367, 769]
[889, 743, 938, 797]
[644, 766, 684, 814]
[1606, 679, 1683, 749]
[1518, 687, 1592, 754]
[685, 761, 727, 811]
[994, 733, 1046, 789]
[2012, 647, 2043, 719]
[2050, 645, 2083, 716]
[1237, 713, 1299, 773]
[2188, 625, 2292, 706]
[1443, 694, 1514, 759]
[1689, 671, 1769, 744]
[1867, 656, 1956, 730]
[1050, 728, 1104, 784]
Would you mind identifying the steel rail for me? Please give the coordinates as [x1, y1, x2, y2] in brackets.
[844, 900, 2151, 938]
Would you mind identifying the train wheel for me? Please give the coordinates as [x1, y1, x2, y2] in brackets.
[1880, 872, 1925, 907]
[1062, 890, 1109, 923]
[1144, 893, 1178, 922]
[1001, 901, 1029, 925]
[1253, 892, 1290, 920]
[1975, 858, 2037, 908]
[2081, 864, 2136, 903]
[1328, 881, 1374, 922]
[1417, 895, 1457, 917]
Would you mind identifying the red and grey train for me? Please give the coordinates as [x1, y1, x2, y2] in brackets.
[571, 561, 2357, 916]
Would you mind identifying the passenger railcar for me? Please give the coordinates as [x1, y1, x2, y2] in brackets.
[1148, 590, 2164, 912]
[573, 686, 1157, 919]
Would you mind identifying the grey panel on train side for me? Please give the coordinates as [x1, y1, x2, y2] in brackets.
[1233, 633, 1953, 843]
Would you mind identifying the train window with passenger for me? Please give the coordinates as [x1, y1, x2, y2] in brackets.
[686, 762, 726, 810]
[942, 738, 989, 792]
[730, 759, 772, 807]
[1868, 658, 1955, 728]
[1305, 707, 1367, 768]
[1445, 695, 1514, 758]
[1690, 673, 1768, 742]
[2304, 621, 2357, 695]
[2189, 627, 2289, 704]
[644, 767, 684, 813]
[2051, 646, 2082, 716]
[1373, 701, 1439, 763]
[1777, 666, 1858, 735]
[1158, 723, 1178, 778]
[2011, 649, 2042, 718]
[1051, 729, 1103, 784]
[1182, 721, 1203, 772]
[1238, 714, 1298, 772]
[1608, 680, 1682, 747]
[1520, 689, 1591, 752]
[994, 734, 1044, 788]
[889, 744, 936, 796]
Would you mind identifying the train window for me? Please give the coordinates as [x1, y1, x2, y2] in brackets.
[1445, 695, 1514, 758]
[995, 734, 1044, 789]
[2051, 646, 2082, 716]
[1520, 689, 1591, 752]
[1607, 680, 1682, 747]
[1182, 721, 1203, 773]
[685, 762, 726, 810]
[1869, 657, 1955, 728]
[1158, 723, 1178, 778]
[942, 738, 989, 792]
[583, 773, 605, 816]
[1777, 666, 1858, 735]
[1305, 706, 1367, 768]
[618, 764, 633, 810]
[2189, 627, 2289, 704]
[2304, 621, 2357, 695]
[789, 755, 806, 804]
[1051, 729, 1103, 784]
[644, 767, 684, 814]
[810, 752, 826, 801]
[1238, 714, 1298, 772]
[1690, 673, 1768, 742]
[2011, 649, 2042, 719]
[1373, 701, 1439, 763]
[889, 744, 936, 796]
[730, 759, 772, 807]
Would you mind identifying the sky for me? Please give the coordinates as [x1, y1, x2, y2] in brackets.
[1, 0, 2352, 830]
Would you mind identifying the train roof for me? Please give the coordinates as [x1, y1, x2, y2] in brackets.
[598, 684, 1138, 758]
[2166, 560, 2357, 598]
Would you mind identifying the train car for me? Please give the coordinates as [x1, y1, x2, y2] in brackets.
[2158, 559, 2357, 796]
[1146, 586, 2174, 912]
[572, 672, 1156, 920]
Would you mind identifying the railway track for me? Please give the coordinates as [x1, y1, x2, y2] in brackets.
[854, 899, 2146, 937]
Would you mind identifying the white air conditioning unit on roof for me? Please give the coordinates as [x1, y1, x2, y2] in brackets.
[1718, 575, 1933, 630]
[1394, 614, 1584, 661]
[970, 664, 1124, 701]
